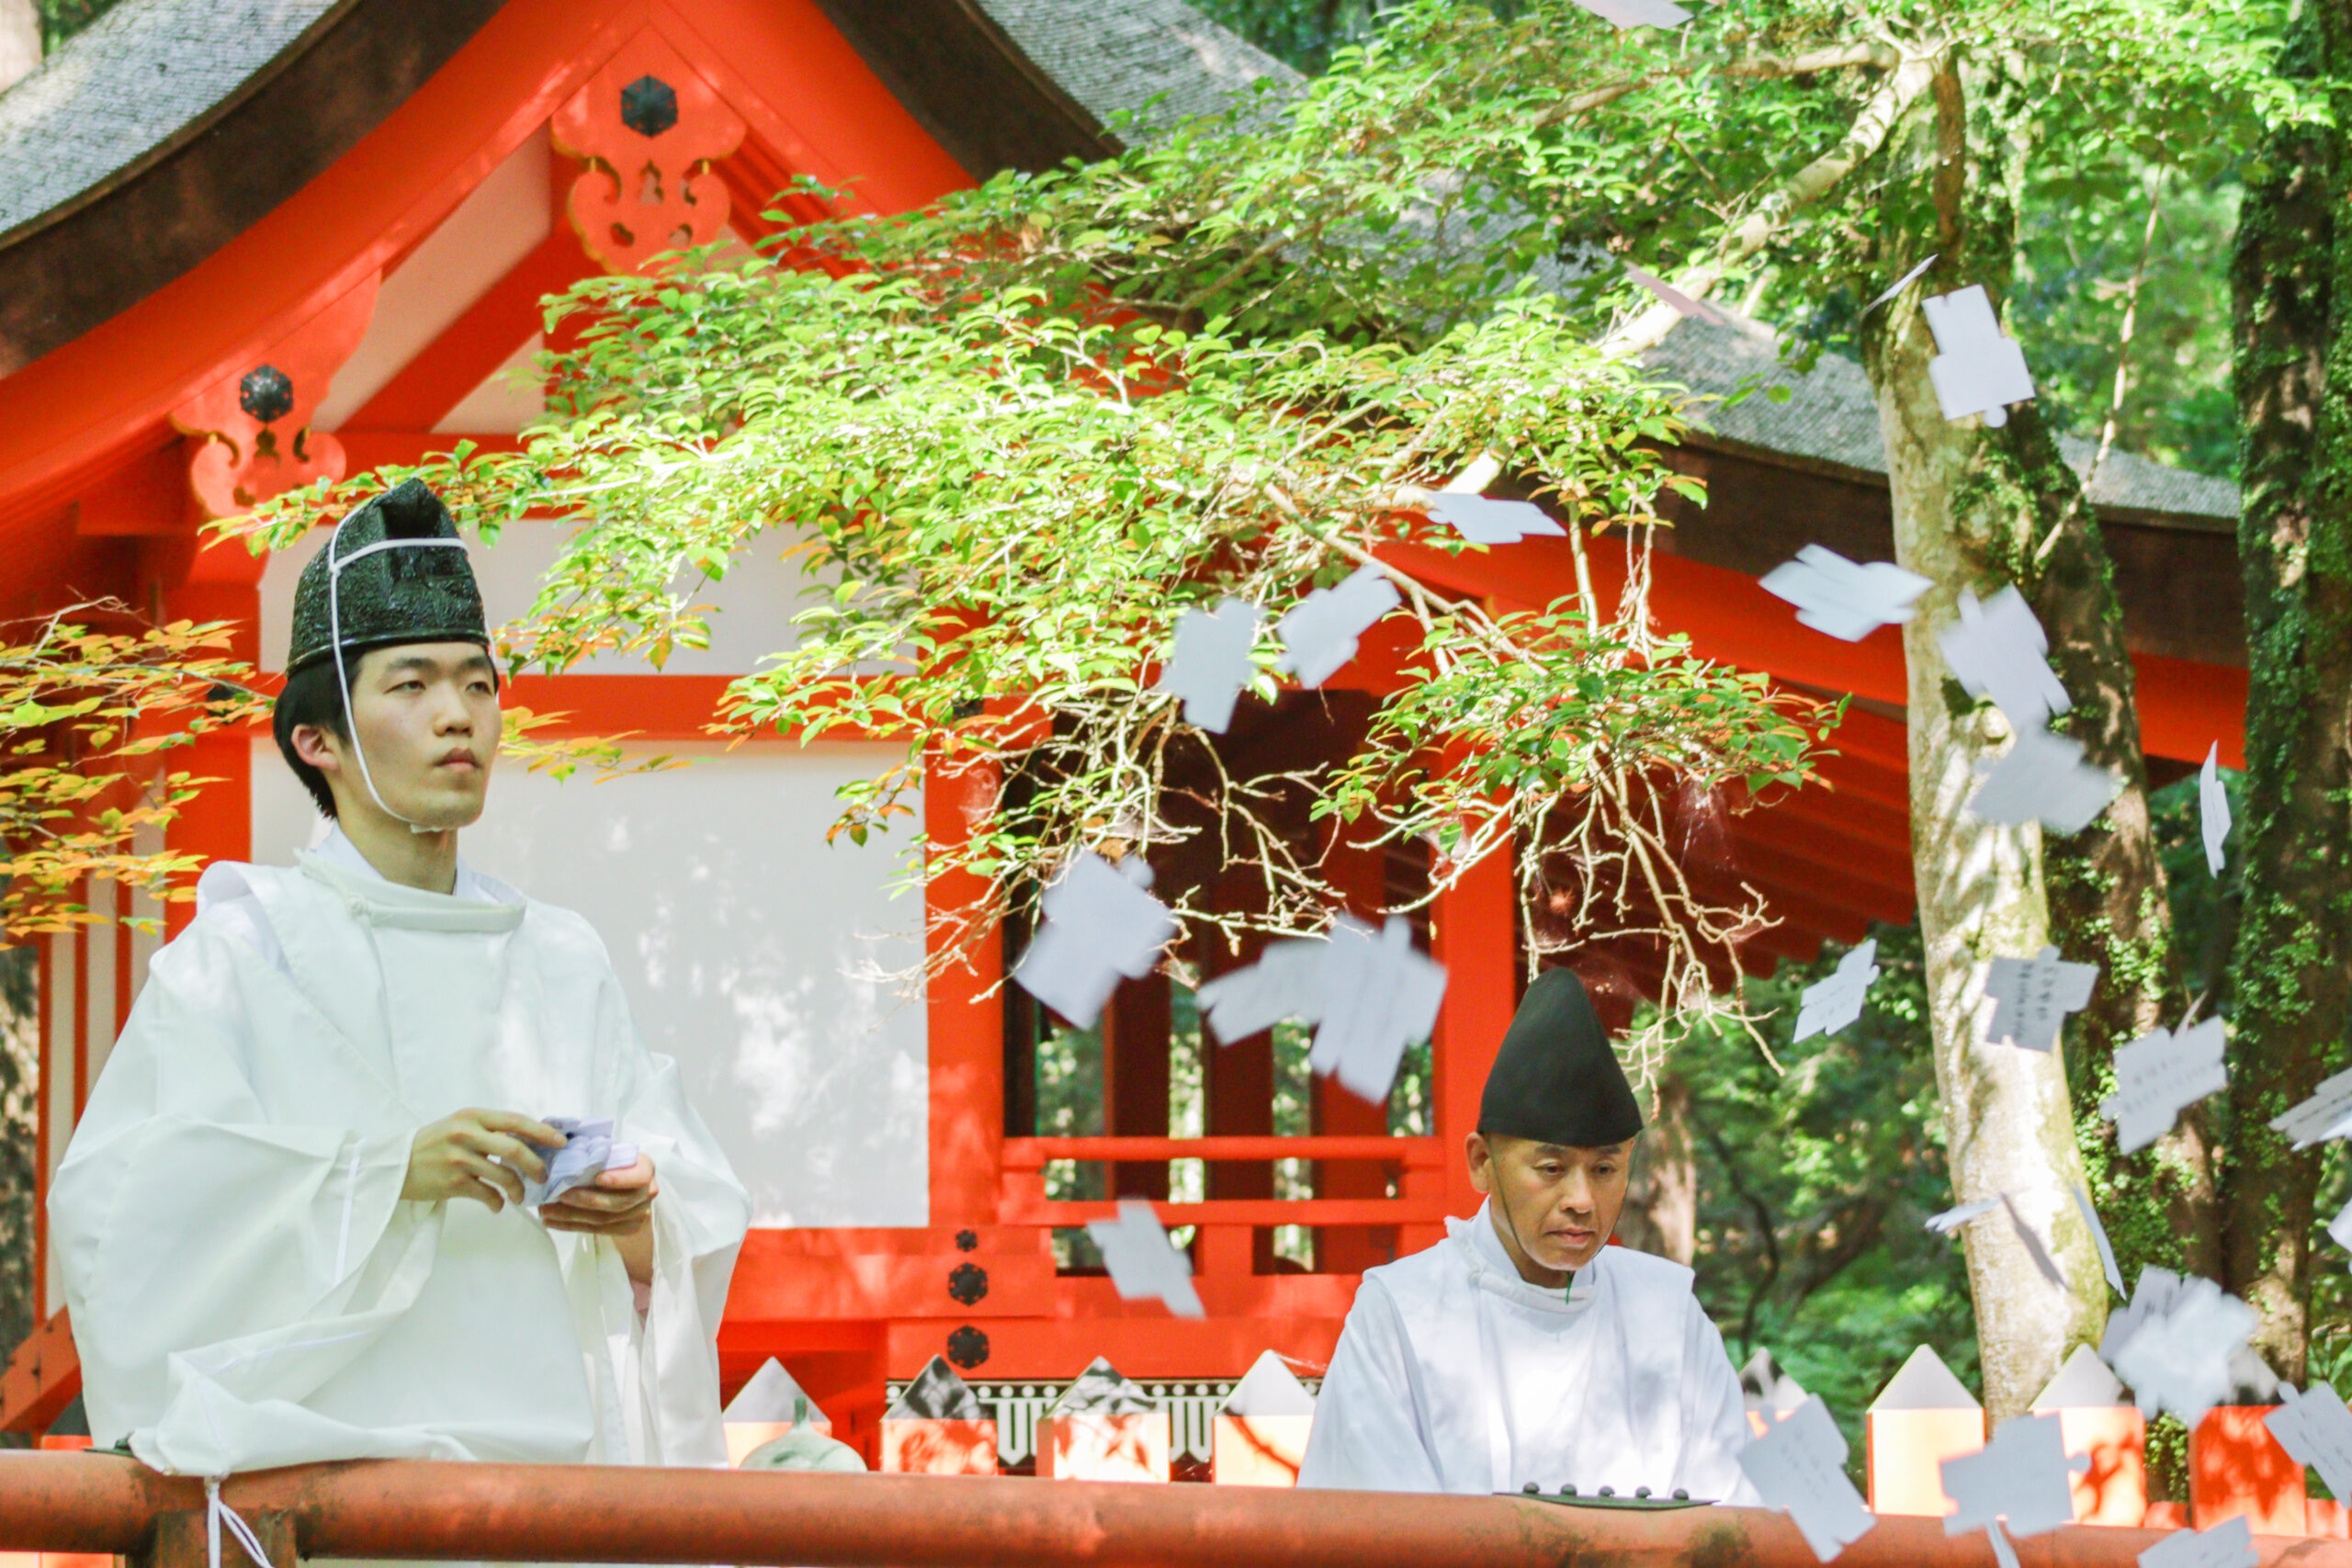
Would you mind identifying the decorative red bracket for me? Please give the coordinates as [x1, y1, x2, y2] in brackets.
[552, 31, 746, 276]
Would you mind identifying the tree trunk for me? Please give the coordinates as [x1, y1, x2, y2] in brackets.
[1860, 52, 2105, 1422]
[2221, 0, 2352, 1383]
[2000, 409, 2213, 1287]
[1619, 1073, 1696, 1265]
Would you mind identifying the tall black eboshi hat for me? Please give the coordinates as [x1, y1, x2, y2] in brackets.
[286, 478, 488, 677]
[1477, 967, 1646, 1147]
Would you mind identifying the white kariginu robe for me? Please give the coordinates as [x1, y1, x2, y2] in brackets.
[51, 835, 750, 1476]
[1298, 1201, 1756, 1503]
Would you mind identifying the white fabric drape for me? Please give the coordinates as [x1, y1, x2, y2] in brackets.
[1297, 1201, 1757, 1502]
[51, 845, 749, 1475]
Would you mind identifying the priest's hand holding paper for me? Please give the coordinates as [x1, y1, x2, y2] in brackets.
[543, 1156, 660, 1285]
[401, 1108, 564, 1211]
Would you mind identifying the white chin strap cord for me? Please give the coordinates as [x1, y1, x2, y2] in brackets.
[205, 1477, 273, 1568]
[323, 527, 473, 836]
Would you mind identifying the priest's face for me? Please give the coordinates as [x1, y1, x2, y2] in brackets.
[1466, 1133, 1632, 1283]
[299, 643, 499, 829]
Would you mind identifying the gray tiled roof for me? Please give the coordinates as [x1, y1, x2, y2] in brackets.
[3, 0, 2243, 525]
[978, 0, 1299, 134]
[0, 0, 338, 247]
[1645, 314, 2237, 523]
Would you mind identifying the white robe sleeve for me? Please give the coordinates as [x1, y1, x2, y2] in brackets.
[48, 920, 441, 1463]
[1296, 1277, 1448, 1492]
[585, 964, 750, 1467]
[1676, 1301, 1761, 1505]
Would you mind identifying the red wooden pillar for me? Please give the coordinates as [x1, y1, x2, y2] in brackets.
[1202, 931, 1276, 1274]
[1102, 974, 1170, 1201]
[1315, 829, 1396, 1274]
[148, 528, 266, 937]
[924, 748, 1005, 1228]
[1431, 840, 1515, 1223]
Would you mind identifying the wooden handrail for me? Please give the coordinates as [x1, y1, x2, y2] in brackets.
[1, 1452, 2346, 1568]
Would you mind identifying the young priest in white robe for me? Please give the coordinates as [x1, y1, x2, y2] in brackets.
[50, 479, 751, 1477]
[1298, 967, 1756, 1502]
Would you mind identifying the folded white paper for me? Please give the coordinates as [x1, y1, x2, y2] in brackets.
[1939, 587, 2072, 731]
[1196, 913, 1446, 1105]
[1923, 285, 2037, 427]
[2100, 1266, 2258, 1427]
[1738, 1395, 1877, 1562]
[2199, 742, 2232, 875]
[2073, 1182, 2127, 1296]
[2099, 1019, 2227, 1155]
[1760, 545, 1933, 643]
[2138, 1517, 2257, 1568]
[1968, 725, 2123, 836]
[1274, 565, 1402, 689]
[1572, 0, 1693, 28]
[1794, 941, 1879, 1043]
[1942, 1412, 2084, 1540]
[2267, 1382, 2352, 1502]
[1983, 946, 2099, 1052]
[521, 1117, 638, 1209]
[1012, 852, 1177, 1030]
[2268, 1066, 2352, 1149]
[1427, 493, 1567, 546]
[1087, 1199, 1204, 1318]
[1158, 598, 1261, 734]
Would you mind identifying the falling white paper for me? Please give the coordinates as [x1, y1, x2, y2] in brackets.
[1156, 599, 1261, 734]
[1759, 545, 1934, 643]
[1623, 261, 1724, 322]
[2000, 1193, 2068, 1291]
[2330, 1198, 2352, 1255]
[1923, 284, 2037, 427]
[2099, 1018, 2228, 1155]
[1942, 1413, 2085, 1540]
[2267, 1382, 2352, 1502]
[1086, 1199, 1204, 1318]
[1865, 254, 1940, 315]
[1195, 939, 1329, 1044]
[2100, 1266, 2259, 1427]
[1312, 915, 1450, 1103]
[1195, 915, 1447, 1105]
[2072, 1182, 2127, 1296]
[1983, 946, 2100, 1052]
[2138, 1517, 2258, 1568]
[1738, 1395, 1877, 1562]
[1012, 852, 1177, 1029]
[2199, 743, 2232, 876]
[1793, 940, 1880, 1043]
[1571, 0, 1693, 29]
[1426, 493, 1567, 546]
[1939, 587, 2072, 731]
[1968, 725, 2124, 836]
[1274, 565, 1402, 689]
[1926, 1197, 2003, 1235]
[519, 1117, 637, 1209]
[2268, 1066, 2352, 1150]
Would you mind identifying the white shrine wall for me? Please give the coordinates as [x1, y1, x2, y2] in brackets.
[236, 524, 932, 1230]
[247, 739, 931, 1231]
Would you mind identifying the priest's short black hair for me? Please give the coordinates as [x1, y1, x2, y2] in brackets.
[1477, 967, 1645, 1148]
[272, 658, 358, 820]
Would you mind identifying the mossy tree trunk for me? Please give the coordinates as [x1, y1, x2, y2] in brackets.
[2222, 0, 2352, 1383]
[1860, 51, 2106, 1421]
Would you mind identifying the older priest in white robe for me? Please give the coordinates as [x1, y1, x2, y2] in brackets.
[51, 479, 750, 1478]
[1299, 968, 1755, 1502]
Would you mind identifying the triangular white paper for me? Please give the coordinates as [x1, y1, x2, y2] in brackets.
[726, 1358, 831, 1430]
[1223, 1349, 1317, 1416]
[2031, 1344, 2129, 1412]
[1870, 1345, 1981, 1412]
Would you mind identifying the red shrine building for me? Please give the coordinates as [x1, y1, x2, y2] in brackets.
[0, 0, 2250, 1464]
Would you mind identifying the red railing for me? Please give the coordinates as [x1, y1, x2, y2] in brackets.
[6, 1452, 2350, 1568]
[997, 1134, 1447, 1227]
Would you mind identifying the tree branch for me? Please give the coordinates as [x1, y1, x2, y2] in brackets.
[1602, 51, 1938, 357]
[1543, 40, 1902, 125]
